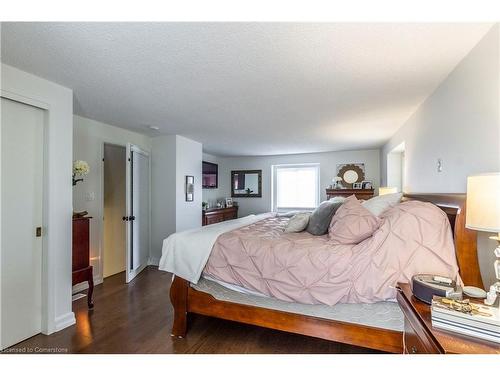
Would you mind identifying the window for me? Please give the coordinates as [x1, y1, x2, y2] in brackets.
[272, 164, 320, 211]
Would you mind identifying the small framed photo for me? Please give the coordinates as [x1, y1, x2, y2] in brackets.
[352, 182, 363, 189]
[185, 175, 194, 202]
[361, 181, 373, 189]
[225, 198, 233, 207]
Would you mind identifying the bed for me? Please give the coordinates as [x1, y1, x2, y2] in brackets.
[167, 194, 483, 353]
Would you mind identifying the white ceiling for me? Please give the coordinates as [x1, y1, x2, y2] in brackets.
[1, 23, 493, 156]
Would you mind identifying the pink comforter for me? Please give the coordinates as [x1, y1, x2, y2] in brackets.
[202, 201, 459, 305]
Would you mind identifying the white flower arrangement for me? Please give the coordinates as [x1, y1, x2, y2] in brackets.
[73, 160, 90, 186]
[332, 176, 343, 189]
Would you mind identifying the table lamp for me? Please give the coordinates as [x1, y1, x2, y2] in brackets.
[465, 173, 500, 306]
[379, 187, 398, 196]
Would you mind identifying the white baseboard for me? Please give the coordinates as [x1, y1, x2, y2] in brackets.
[72, 276, 103, 294]
[54, 312, 76, 332]
[148, 257, 160, 266]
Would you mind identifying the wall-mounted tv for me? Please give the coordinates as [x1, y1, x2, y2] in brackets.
[202, 161, 218, 189]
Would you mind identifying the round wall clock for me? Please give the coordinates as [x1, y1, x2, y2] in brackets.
[337, 164, 365, 188]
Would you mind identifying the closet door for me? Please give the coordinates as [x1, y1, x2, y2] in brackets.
[125, 144, 150, 283]
[1, 97, 44, 349]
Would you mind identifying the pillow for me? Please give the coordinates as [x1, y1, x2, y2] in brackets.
[329, 196, 347, 203]
[284, 212, 311, 233]
[306, 200, 344, 235]
[328, 195, 381, 244]
[277, 210, 311, 218]
[362, 192, 403, 216]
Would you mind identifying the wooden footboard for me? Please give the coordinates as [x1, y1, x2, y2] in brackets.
[169, 276, 403, 353]
[169, 276, 188, 337]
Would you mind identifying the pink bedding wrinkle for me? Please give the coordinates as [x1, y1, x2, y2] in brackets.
[203, 201, 459, 306]
[328, 195, 381, 244]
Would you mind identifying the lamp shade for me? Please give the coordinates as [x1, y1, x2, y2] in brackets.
[465, 173, 500, 233]
[379, 187, 398, 196]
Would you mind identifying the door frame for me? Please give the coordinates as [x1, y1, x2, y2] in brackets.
[125, 144, 151, 283]
[96, 142, 152, 286]
[99, 142, 127, 283]
[0, 90, 48, 348]
[1, 65, 75, 340]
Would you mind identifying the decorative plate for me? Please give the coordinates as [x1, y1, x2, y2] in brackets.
[337, 164, 365, 188]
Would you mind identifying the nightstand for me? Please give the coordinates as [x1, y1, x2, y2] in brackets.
[396, 283, 500, 354]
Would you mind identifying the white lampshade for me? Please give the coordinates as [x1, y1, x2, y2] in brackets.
[379, 187, 398, 196]
[466, 173, 500, 233]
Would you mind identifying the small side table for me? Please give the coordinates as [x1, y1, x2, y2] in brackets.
[396, 282, 500, 354]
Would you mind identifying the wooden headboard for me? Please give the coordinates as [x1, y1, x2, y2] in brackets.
[403, 193, 483, 289]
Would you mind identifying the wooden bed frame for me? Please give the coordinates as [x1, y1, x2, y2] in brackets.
[169, 193, 483, 353]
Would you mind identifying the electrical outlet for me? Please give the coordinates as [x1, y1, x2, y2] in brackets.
[85, 192, 95, 201]
[437, 158, 443, 173]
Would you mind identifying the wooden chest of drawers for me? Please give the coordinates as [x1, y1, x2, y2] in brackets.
[202, 206, 238, 226]
[72, 217, 94, 308]
[326, 188, 374, 200]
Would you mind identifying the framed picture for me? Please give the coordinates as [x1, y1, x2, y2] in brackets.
[361, 181, 373, 189]
[352, 182, 363, 189]
[225, 198, 233, 207]
[185, 175, 194, 202]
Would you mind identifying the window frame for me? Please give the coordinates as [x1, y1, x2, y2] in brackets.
[271, 163, 320, 212]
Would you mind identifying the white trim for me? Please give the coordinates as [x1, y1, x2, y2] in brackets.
[72, 276, 103, 294]
[0, 89, 49, 110]
[148, 257, 160, 266]
[54, 312, 76, 332]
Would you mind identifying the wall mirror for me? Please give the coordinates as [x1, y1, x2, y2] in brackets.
[231, 170, 262, 197]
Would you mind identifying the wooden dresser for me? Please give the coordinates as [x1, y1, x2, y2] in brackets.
[202, 206, 238, 226]
[396, 283, 500, 354]
[72, 217, 94, 308]
[326, 188, 374, 200]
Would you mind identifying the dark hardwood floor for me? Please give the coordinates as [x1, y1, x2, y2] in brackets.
[10, 267, 381, 354]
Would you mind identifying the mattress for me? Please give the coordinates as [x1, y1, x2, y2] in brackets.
[192, 277, 404, 332]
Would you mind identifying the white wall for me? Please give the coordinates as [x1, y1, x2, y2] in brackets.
[150, 135, 202, 263]
[1, 64, 74, 337]
[380, 25, 500, 288]
[176, 136, 202, 232]
[381, 25, 500, 192]
[73, 115, 152, 285]
[215, 149, 380, 217]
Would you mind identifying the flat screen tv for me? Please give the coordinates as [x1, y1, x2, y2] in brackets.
[202, 161, 218, 189]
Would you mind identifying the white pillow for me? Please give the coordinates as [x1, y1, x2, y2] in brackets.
[328, 196, 347, 203]
[284, 212, 311, 233]
[362, 192, 403, 216]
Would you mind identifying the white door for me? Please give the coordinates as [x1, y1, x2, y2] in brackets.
[125, 144, 150, 283]
[1, 97, 44, 349]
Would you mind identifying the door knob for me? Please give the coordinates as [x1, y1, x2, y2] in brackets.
[130, 215, 136, 221]
[122, 216, 129, 221]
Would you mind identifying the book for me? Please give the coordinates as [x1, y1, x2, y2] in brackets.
[432, 310, 500, 335]
[431, 296, 500, 343]
[432, 319, 500, 344]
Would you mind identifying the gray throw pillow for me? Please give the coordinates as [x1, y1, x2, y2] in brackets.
[306, 200, 344, 235]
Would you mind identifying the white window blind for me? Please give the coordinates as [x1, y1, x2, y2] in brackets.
[273, 164, 320, 211]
